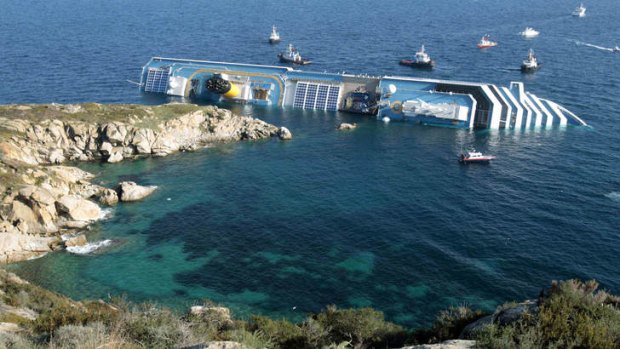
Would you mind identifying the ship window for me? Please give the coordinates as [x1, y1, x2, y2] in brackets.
[144, 67, 169, 93]
[293, 82, 340, 111]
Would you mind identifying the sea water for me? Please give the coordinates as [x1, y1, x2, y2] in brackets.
[2, 0, 620, 327]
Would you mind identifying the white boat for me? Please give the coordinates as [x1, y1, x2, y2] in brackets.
[520, 27, 540, 38]
[572, 3, 586, 17]
[269, 26, 281, 44]
[521, 49, 540, 72]
[613, 46, 620, 52]
[277, 44, 311, 65]
[459, 149, 496, 163]
[477, 34, 498, 48]
[399, 45, 435, 69]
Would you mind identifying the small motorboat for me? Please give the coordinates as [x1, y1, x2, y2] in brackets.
[520, 27, 540, 38]
[269, 26, 281, 44]
[278, 44, 312, 65]
[572, 3, 586, 17]
[521, 49, 541, 73]
[459, 149, 496, 163]
[477, 34, 498, 49]
[613, 46, 620, 52]
[399, 45, 435, 69]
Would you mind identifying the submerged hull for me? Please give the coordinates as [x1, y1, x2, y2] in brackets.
[140, 57, 587, 130]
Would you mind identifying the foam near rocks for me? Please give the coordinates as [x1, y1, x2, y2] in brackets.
[66, 240, 113, 255]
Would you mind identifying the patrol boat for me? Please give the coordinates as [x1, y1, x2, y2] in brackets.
[572, 3, 586, 17]
[140, 57, 588, 129]
[521, 49, 541, 73]
[477, 35, 498, 48]
[520, 27, 540, 38]
[278, 44, 311, 65]
[269, 26, 280, 44]
[459, 149, 496, 163]
[399, 45, 435, 69]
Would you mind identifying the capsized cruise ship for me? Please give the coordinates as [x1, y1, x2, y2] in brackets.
[140, 57, 587, 129]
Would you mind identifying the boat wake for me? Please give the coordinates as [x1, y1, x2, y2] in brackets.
[572, 40, 616, 52]
[605, 192, 620, 203]
[67, 240, 113, 255]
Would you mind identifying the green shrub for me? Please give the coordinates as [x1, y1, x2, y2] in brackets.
[475, 279, 620, 349]
[248, 316, 308, 349]
[224, 329, 274, 349]
[118, 303, 187, 349]
[0, 332, 39, 349]
[185, 304, 237, 342]
[315, 305, 406, 349]
[49, 323, 107, 349]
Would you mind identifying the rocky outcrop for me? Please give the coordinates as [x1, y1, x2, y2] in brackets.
[117, 181, 157, 202]
[277, 127, 293, 140]
[459, 300, 538, 339]
[184, 342, 246, 349]
[62, 234, 87, 248]
[55, 195, 102, 221]
[338, 122, 357, 130]
[97, 188, 119, 206]
[399, 340, 476, 349]
[0, 103, 283, 263]
[0, 104, 280, 166]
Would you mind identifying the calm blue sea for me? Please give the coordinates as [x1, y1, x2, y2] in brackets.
[2, 0, 620, 327]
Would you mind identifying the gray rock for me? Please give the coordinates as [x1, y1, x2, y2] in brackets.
[63, 234, 87, 247]
[132, 128, 155, 154]
[117, 181, 157, 202]
[459, 300, 538, 339]
[55, 195, 101, 221]
[459, 315, 493, 339]
[183, 342, 246, 349]
[399, 340, 477, 349]
[49, 148, 65, 164]
[97, 188, 118, 206]
[338, 122, 357, 130]
[277, 127, 293, 140]
[107, 148, 124, 163]
[99, 141, 113, 156]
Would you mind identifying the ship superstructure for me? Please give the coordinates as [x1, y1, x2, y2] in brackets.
[141, 57, 586, 129]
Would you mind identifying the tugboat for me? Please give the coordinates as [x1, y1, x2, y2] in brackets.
[521, 49, 541, 73]
[572, 3, 586, 17]
[269, 26, 281, 44]
[520, 27, 540, 38]
[399, 45, 435, 69]
[477, 34, 498, 49]
[459, 149, 496, 164]
[278, 44, 312, 65]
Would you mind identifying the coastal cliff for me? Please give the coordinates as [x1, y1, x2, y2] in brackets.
[0, 103, 284, 263]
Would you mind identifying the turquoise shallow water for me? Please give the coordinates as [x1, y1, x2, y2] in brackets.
[9, 106, 620, 327]
[3, 0, 620, 328]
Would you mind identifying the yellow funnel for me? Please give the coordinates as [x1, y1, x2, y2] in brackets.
[223, 83, 240, 98]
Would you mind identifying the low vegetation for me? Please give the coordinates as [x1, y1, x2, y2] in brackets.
[475, 279, 620, 349]
[1, 270, 620, 348]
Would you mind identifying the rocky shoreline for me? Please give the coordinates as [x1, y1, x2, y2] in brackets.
[0, 103, 289, 263]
